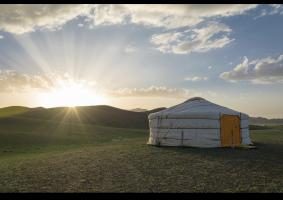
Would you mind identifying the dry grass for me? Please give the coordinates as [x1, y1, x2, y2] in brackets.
[0, 118, 282, 192]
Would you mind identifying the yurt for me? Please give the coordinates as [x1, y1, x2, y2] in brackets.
[148, 97, 252, 148]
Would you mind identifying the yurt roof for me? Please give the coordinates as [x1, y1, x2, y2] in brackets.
[148, 97, 249, 120]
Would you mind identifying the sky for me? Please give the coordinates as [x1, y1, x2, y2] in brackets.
[0, 4, 283, 118]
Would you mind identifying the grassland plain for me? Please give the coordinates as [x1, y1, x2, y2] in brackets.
[0, 112, 282, 192]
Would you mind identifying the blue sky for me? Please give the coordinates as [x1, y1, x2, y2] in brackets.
[0, 4, 282, 118]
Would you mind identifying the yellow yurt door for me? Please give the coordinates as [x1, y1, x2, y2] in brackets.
[221, 115, 241, 147]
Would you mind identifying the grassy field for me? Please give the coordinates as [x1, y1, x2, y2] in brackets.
[0, 116, 282, 192]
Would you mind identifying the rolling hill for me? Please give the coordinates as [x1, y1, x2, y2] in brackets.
[0, 105, 166, 129]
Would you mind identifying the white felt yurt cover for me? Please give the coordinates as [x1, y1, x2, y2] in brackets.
[148, 97, 251, 147]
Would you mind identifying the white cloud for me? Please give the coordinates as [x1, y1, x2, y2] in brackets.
[0, 4, 90, 34]
[184, 76, 208, 81]
[0, 4, 258, 35]
[208, 66, 212, 69]
[254, 4, 283, 19]
[150, 32, 184, 53]
[220, 54, 283, 84]
[267, 4, 283, 15]
[89, 4, 129, 26]
[109, 85, 201, 98]
[0, 70, 53, 93]
[108, 86, 218, 101]
[151, 32, 183, 45]
[151, 22, 234, 54]
[0, 35, 3, 39]
[90, 4, 257, 29]
[0, 70, 97, 93]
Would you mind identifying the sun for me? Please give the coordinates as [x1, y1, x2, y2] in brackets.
[38, 79, 108, 108]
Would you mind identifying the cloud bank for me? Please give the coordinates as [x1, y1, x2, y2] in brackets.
[0, 70, 53, 92]
[0, 4, 259, 55]
[0, 4, 90, 34]
[90, 4, 257, 29]
[0, 70, 96, 93]
[220, 54, 283, 84]
[109, 85, 203, 98]
[0, 4, 258, 34]
[0, 69, 209, 99]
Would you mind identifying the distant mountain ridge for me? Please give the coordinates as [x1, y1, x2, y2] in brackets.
[130, 108, 148, 112]
[249, 117, 283, 125]
[0, 105, 281, 129]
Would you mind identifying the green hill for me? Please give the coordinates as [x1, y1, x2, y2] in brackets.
[0, 105, 166, 129]
[0, 106, 30, 118]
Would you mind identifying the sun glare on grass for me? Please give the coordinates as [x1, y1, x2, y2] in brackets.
[38, 78, 108, 108]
